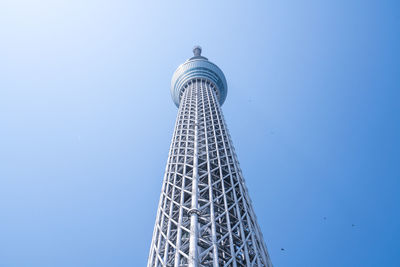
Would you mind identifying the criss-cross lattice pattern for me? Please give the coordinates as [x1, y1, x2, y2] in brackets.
[148, 79, 272, 267]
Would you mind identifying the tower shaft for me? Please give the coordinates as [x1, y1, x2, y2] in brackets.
[148, 78, 272, 267]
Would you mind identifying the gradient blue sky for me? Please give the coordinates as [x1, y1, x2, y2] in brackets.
[1, 1, 399, 266]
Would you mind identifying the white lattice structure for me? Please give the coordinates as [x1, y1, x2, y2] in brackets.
[148, 47, 272, 267]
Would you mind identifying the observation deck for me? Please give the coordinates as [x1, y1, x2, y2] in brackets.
[170, 46, 228, 107]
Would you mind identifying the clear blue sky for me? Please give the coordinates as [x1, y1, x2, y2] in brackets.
[1, 1, 399, 266]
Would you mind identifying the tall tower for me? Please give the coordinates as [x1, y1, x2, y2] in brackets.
[148, 47, 272, 267]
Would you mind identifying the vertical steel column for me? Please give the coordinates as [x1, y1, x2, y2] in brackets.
[188, 83, 199, 267]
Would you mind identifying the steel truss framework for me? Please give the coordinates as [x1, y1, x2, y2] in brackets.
[148, 79, 272, 267]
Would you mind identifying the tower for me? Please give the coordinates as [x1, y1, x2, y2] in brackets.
[148, 47, 272, 267]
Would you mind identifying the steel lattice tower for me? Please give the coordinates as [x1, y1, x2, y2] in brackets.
[148, 47, 272, 267]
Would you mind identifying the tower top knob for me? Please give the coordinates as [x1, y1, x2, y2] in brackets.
[193, 46, 202, 57]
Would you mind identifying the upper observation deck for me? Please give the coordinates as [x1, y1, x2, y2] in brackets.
[170, 46, 228, 107]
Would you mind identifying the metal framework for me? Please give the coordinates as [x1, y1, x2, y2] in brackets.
[148, 48, 272, 267]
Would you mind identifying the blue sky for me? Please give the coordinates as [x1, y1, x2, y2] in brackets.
[0, 1, 399, 266]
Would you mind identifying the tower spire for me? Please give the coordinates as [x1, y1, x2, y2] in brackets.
[193, 45, 202, 57]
